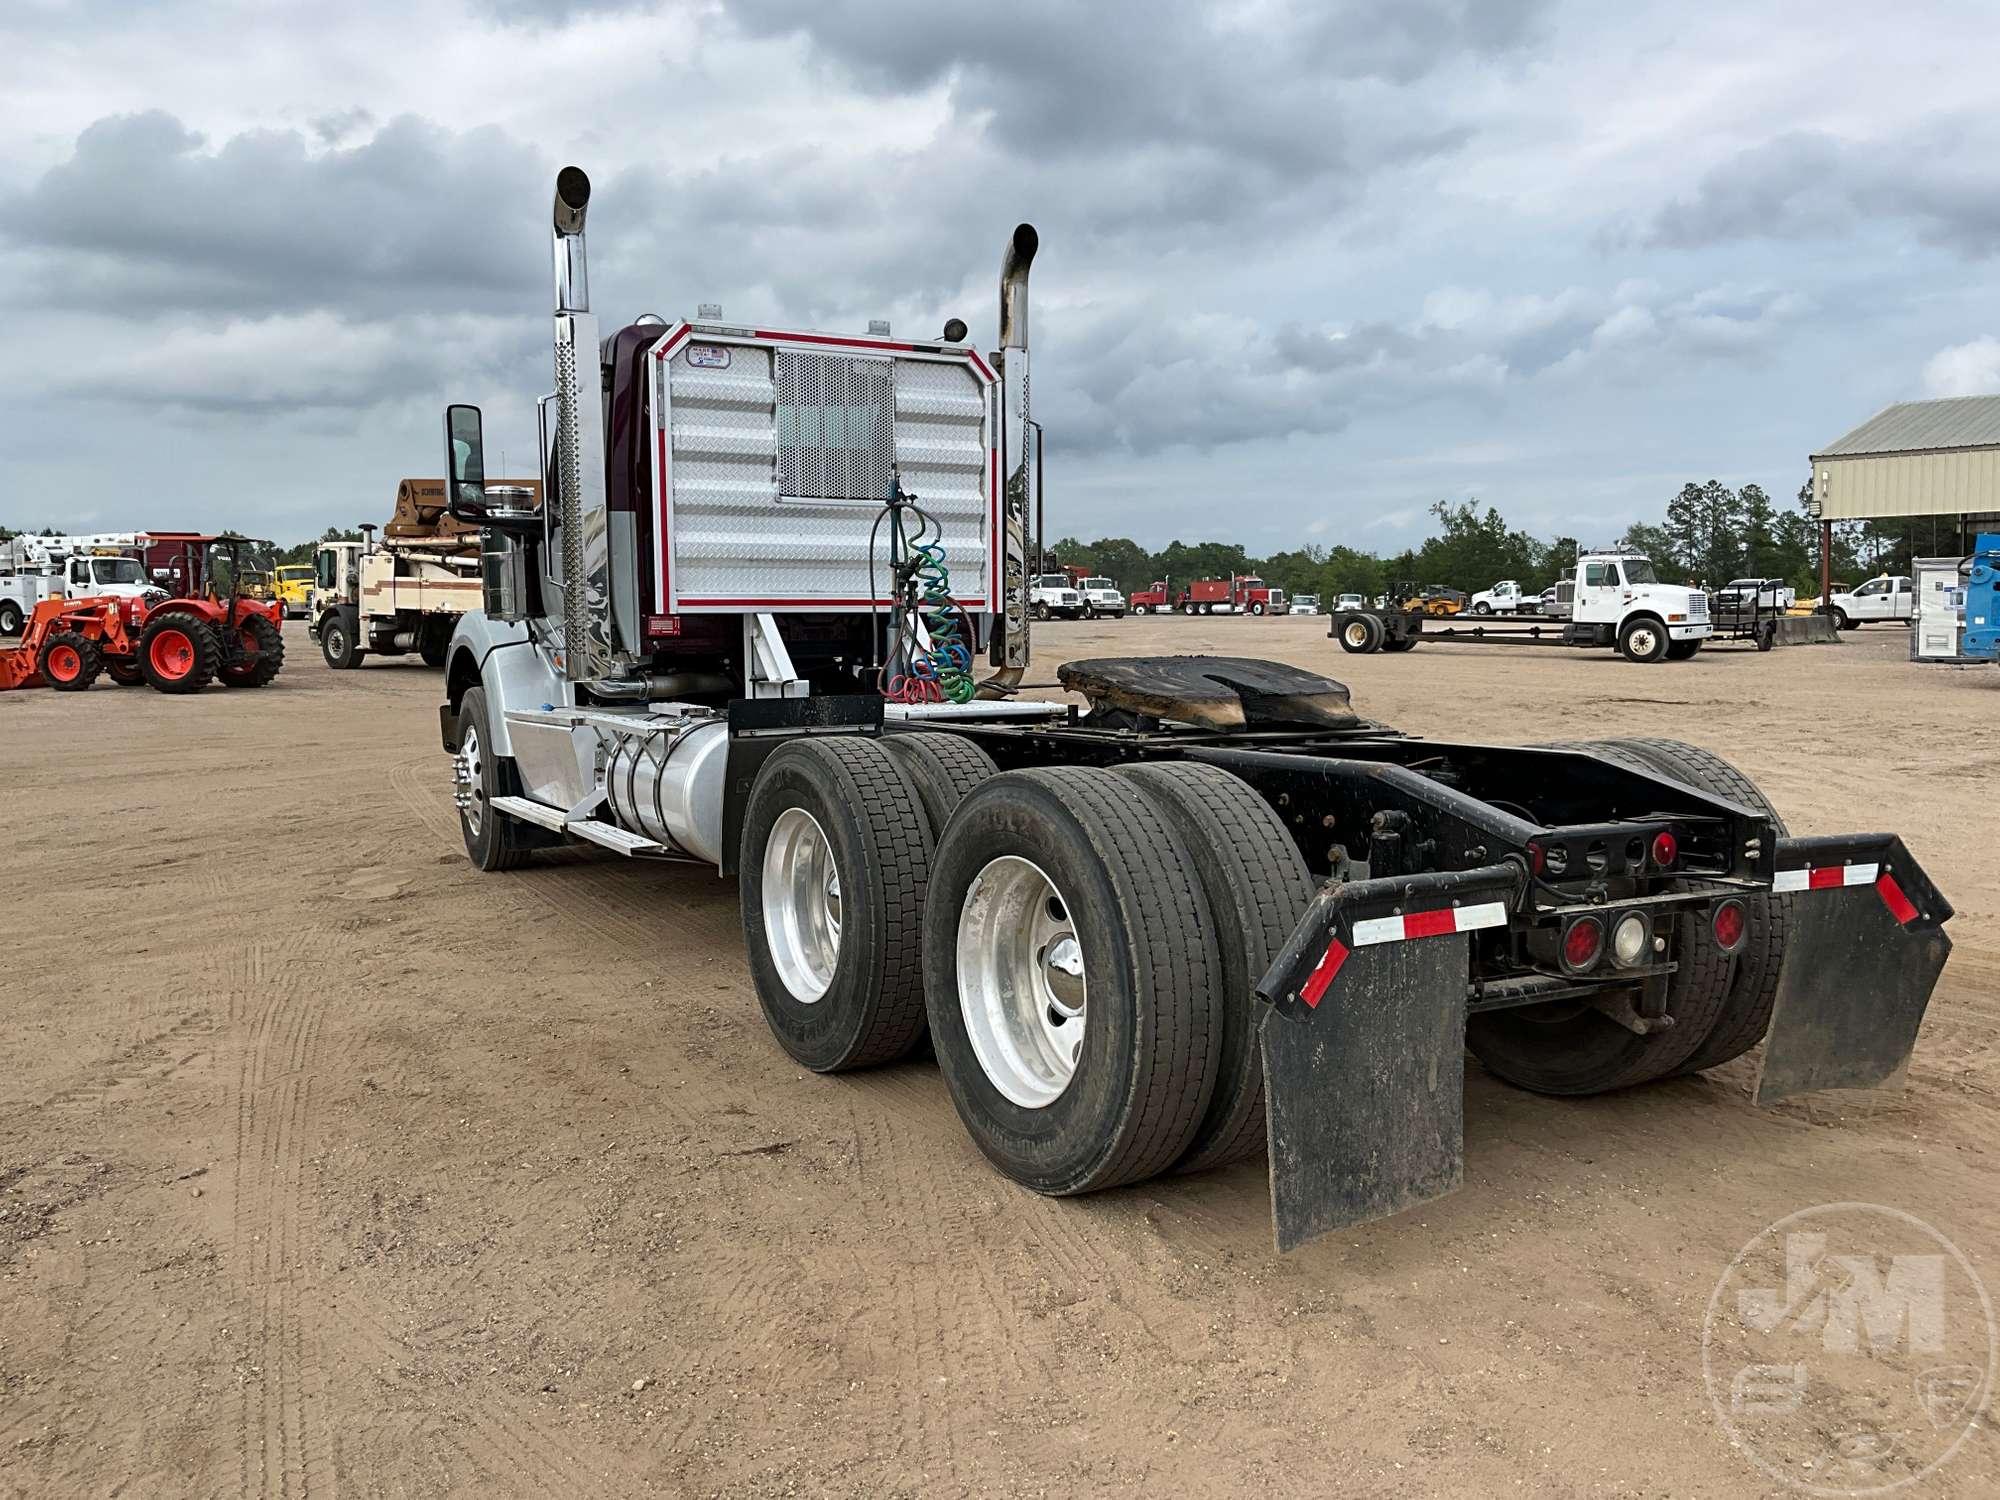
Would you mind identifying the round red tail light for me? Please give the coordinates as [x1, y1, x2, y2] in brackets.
[1711, 899, 1747, 953]
[1561, 915, 1605, 972]
[1650, 831, 1678, 869]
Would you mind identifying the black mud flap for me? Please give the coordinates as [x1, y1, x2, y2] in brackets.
[1254, 863, 1518, 1253]
[1756, 834, 1954, 1106]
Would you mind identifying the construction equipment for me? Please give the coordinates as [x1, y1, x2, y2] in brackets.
[310, 479, 528, 668]
[141, 534, 287, 692]
[432, 165, 1954, 1253]
[0, 596, 139, 691]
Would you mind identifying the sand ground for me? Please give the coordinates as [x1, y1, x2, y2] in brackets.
[1, 616, 1995, 1497]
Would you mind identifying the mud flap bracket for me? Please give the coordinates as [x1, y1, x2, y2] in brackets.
[1255, 863, 1518, 1253]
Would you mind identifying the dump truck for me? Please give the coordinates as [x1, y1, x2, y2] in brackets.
[310, 479, 533, 668]
[435, 167, 1954, 1252]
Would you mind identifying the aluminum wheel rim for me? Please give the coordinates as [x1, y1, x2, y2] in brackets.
[458, 723, 484, 835]
[763, 807, 842, 1003]
[957, 855, 1086, 1109]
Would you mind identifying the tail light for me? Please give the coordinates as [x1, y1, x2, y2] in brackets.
[1650, 831, 1678, 869]
[1711, 898, 1748, 954]
[1560, 915, 1605, 972]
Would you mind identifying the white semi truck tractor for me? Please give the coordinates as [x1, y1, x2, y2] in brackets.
[437, 168, 1956, 1251]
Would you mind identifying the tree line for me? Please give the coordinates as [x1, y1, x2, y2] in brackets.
[1050, 479, 1948, 604]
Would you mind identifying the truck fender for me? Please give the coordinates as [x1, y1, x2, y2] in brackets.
[437, 612, 553, 759]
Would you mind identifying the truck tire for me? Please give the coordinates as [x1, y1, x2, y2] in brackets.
[1249, 601, 1266, 616]
[1466, 738, 1743, 1094]
[455, 686, 533, 872]
[878, 732, 998, 840]
[39, 630, 103, 691]
[923, 768, 1222, 1194]
[1603, 738, 1792, 1076]
[319, 612, 365, 670]
[1617, 614, 1669, 663]
[741, 737, 933, 1072]
[1380, 635, 1418, 653]
[219, 614, 284, 688]
[1032, 601, 1051, 621]
[1472, 601, 1492, 614]
[1336, 614, 1382, 654]
[1665, 639, 1702, 660]
[139, 612, 219, 693]
[419, 620, 450, 668]
[0, 600, 22, 636]
[1117, 762, 1312, 1172]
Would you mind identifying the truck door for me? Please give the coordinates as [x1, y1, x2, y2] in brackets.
[1576, 560, 1620, 621]
[66, 558, 90, 598]
[1893, 576, 1914, 620]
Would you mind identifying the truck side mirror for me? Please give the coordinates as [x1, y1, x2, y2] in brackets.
[445, 404, 488, 520]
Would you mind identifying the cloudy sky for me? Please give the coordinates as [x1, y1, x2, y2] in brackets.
[4, 0, 1996, 551]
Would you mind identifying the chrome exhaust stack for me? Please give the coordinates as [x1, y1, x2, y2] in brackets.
[983, 222, 1038, 693]
[550, 166, 615, 685]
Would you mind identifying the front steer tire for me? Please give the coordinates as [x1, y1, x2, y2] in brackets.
[1117, 762, 1312, 1173]
[740, 737, 933, 1073]
[456, 686, 534, 873]
[1617, 615, 1670, 663]
[923, 768, 1222, 1196]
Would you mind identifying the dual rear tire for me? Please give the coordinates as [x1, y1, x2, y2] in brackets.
[737, 740, 1308, 1195]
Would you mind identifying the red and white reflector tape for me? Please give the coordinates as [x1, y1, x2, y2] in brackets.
[1772, 862, 1877, 893]
[1351, 901, 1509, 947]
[1300, 901, 1509, 1009]
[1772, 862, 1921, 926]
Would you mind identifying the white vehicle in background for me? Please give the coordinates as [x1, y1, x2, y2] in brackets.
[1030, 573, 1084, 620]
[1077, 576, 1126, 618]
[1469, 579, 1539, 615]
[1715, 577, 1797, 612]
[1, 535, 165, 634]
[1539, 586, 1568, 619]
[1335, 593, 1368, 612]
[1823, 574, 1914, 630]
[1289, 593, 1321, 615]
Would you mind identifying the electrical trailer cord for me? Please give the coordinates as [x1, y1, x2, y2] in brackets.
[869, 472, 976, 704]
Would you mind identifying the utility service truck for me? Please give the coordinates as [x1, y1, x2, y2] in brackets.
[1, 533, 170, 635]
[435, 167, 1953, 1252]
[1336, 550, 1711, 662]
[311, 478, 531, 669]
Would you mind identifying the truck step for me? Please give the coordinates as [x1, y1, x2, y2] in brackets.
[488, 794, 668, 855]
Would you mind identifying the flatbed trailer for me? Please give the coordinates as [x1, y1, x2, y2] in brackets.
[431, 167, 1955, 1253]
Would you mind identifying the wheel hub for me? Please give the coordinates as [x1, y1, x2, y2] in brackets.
[762, 807, 842, 1003]
[957, 856, 1087, 1109]
[455, 723, 484, 833]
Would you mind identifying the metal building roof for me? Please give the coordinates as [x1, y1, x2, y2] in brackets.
[1814, 395, 2000, 459]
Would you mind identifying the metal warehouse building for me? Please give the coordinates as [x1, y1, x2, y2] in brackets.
[1812, 394, 2000, 532]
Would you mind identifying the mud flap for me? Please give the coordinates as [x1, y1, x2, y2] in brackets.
[1756, 834, 1954, 1105]
[1255, 864, 1518, 1253]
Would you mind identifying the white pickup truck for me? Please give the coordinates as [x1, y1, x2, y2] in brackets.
[1823, 574, 1914, 630]
[1469, 579, 1539, 615]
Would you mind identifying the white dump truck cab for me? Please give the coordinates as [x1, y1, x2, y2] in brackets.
[1031, 575, 1084, 619]
[1077, 577, 1125, 617]
[1825, 574, 1914, 629]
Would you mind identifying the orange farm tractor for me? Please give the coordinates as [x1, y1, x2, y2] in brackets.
[0, 534, 286, 695]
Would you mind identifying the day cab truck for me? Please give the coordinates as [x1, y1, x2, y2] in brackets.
[1335, 550, 1710, 663]
[433, 166, 1954, 1253]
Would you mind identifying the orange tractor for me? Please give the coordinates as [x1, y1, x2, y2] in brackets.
[0, 534, 285, 694]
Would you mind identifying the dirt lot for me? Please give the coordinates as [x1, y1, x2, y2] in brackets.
[1, 618, 1995, 1497]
